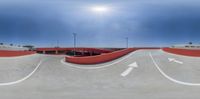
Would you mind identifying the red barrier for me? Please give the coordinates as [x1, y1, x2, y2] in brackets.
[0, 50, 36, 57]
[65, 48, 137, 64]
[162, 48, 200, 57]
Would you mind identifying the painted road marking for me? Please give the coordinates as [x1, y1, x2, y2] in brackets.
[149, 52, 200, 86]
[61, 51, 138, 70]
[0, 60, 43, 86]
[121, 62, 138, 77]
[168, 58, 183, 64]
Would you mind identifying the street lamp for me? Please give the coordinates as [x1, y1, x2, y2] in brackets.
[126, 37, 129, 48]
[73, 33, 77, 56]
[56, 40, 59, 48]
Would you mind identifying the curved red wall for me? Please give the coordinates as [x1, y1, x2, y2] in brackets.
[65, 48, 136, 64]
[162, 48, 200, 57]
[0, 50, 36, 57]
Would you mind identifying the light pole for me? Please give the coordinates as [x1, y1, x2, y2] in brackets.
[56, 40, 59, 48]
[126, 37, 129, 48]
[73, 33, 77, 56]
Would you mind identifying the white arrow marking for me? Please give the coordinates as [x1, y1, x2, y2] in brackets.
[168, 58, 183, 64]
[121, 62, 138, 77]
[128, 62, 138, 68]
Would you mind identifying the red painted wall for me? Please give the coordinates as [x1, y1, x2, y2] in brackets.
[65, 47, 161, 64]
[65, 48, 137, 64]
[0, 50, 36, 57]
[162, 48, 200, 57]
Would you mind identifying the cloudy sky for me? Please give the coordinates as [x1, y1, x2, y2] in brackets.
[0, 0, 200, 47]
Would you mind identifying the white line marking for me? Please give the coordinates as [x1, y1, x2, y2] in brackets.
[0, 60, 43, 86]
[121, 62, 138, 77]
[61, 51, 138, 70]
[149, 52, 200, 86]
[168, 58, 183, 64]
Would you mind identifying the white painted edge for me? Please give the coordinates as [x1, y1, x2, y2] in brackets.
[60, 51, 138, 70]
[149, 52, 200, 86]
[0, 60, 43, 86]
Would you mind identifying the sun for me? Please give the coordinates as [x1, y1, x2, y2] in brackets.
[91, 6, 108, 13]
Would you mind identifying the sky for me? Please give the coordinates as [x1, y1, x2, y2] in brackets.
[0, 0, 200, 47]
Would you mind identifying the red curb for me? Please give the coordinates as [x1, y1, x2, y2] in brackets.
[162, 48, 200, 57]
[65, 48, 137, 64]
[0, 50, 36, 57]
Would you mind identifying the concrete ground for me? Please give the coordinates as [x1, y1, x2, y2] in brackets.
[0, 49, 200, 99]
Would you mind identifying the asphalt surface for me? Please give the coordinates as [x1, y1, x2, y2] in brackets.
[0, 49, 200, 99]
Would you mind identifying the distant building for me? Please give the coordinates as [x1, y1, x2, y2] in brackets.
[0, 44, 29, 51]
[23, 45, 35, 51]
[171, 43, 200, 49]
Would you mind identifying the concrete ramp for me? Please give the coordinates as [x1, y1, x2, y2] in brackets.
[0, 54, 42, 83]
[0, 50, 200, 99]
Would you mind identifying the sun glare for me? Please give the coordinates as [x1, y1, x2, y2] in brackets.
[91, 6, 108, 13]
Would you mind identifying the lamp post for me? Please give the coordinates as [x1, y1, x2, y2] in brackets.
[73, 33, 77, 56]
[126, 37, 129, 48]
[56, 40, 59, 48]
